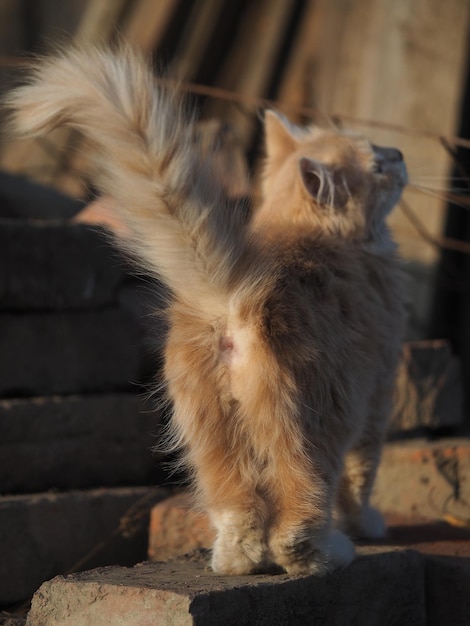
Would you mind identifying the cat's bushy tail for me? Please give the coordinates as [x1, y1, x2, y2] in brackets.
[6, 46, 247, 309]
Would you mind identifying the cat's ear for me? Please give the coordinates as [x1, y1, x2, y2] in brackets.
[299, 156, 335, 207]
[264, 110, 298, 162]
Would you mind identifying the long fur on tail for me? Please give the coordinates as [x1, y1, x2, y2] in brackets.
[5, 46, 248, 309]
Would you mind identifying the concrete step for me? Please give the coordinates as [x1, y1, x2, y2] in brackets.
[24, 545, 470, 626]
[0, 220, 123, 311]
[0, 393, 164, 493]
[3, 442, 470, 622]
[0, 486, 168, 606]
[0, 309, 143, 396]
[0, 171, 83, 222]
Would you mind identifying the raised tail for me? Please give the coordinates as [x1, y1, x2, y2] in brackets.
[5, 46, 247, 309]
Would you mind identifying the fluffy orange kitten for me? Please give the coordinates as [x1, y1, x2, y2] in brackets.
[7, 47, 407, 575]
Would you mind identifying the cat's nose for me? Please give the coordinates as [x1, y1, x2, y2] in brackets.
[373, 145, 403, 163]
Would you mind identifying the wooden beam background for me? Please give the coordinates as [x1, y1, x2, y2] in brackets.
[0, 0, 469, 267]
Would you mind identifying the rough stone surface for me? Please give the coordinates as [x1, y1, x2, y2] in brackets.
[0, 394, 164, 493]
[26, 549, 427, 626]
[0, 220, 124, 310]
[425, 556, 470, 626]
[0, 309, 142, 396]
[0, 487, 168, 605]
[372, 438, 470, 519]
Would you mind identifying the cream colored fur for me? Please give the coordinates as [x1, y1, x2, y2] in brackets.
[6, 46, 407, 575]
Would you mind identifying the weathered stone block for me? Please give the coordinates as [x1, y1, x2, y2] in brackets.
[0, 394, 164, 493]
[0, 220, 124, 310]
[25, 549, 426, 626]
[0, 309, 142, 396]
[0, 487, 168, 605]
[425, 556, 470, 626]
[0, 171, 82, 221]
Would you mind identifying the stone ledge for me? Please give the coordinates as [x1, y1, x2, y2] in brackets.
[25, 547, 470, 626]
[0, 220, 124, 311]
[0, 309, 142, 396]
[0, 487, 168, 605]
[0, 394, 163, 493]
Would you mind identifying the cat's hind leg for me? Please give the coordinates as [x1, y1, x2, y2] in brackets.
[188, 437, 270, 574]
[266, 452, 355, 575]
[165, 310, 269, 574]
[227, 318, 354, 575]
[170, 402, 270, 574]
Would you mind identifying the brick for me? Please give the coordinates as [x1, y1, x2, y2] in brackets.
[0, 394, 164, 493]
[372, 438, 470, 519]
[148, 493, 215, 561]
[0, 309, 142, 396]
[25, 549, 427, 626]
[390, 340, 463, 432]
[0, 220, 124, 310]
[0, 487, 168, 605]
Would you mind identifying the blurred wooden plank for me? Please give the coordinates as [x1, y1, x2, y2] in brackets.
[208, 0, 296, 147]
[0, 0, 24, 55]
[276, 0, 322, 123]
[0, 0, 127, 192]
[75, 0, 128, 42]
[169, 0, 224, 81]
[122, 0, 180, 53]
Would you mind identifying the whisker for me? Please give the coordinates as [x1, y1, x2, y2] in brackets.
[410, 182, 470, 193]
[408, 184, 470, 210]
[411, 175, 470, 182]
[399, 198, 470, 254]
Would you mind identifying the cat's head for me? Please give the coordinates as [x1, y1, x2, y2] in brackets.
[257, 111, 407, 245]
